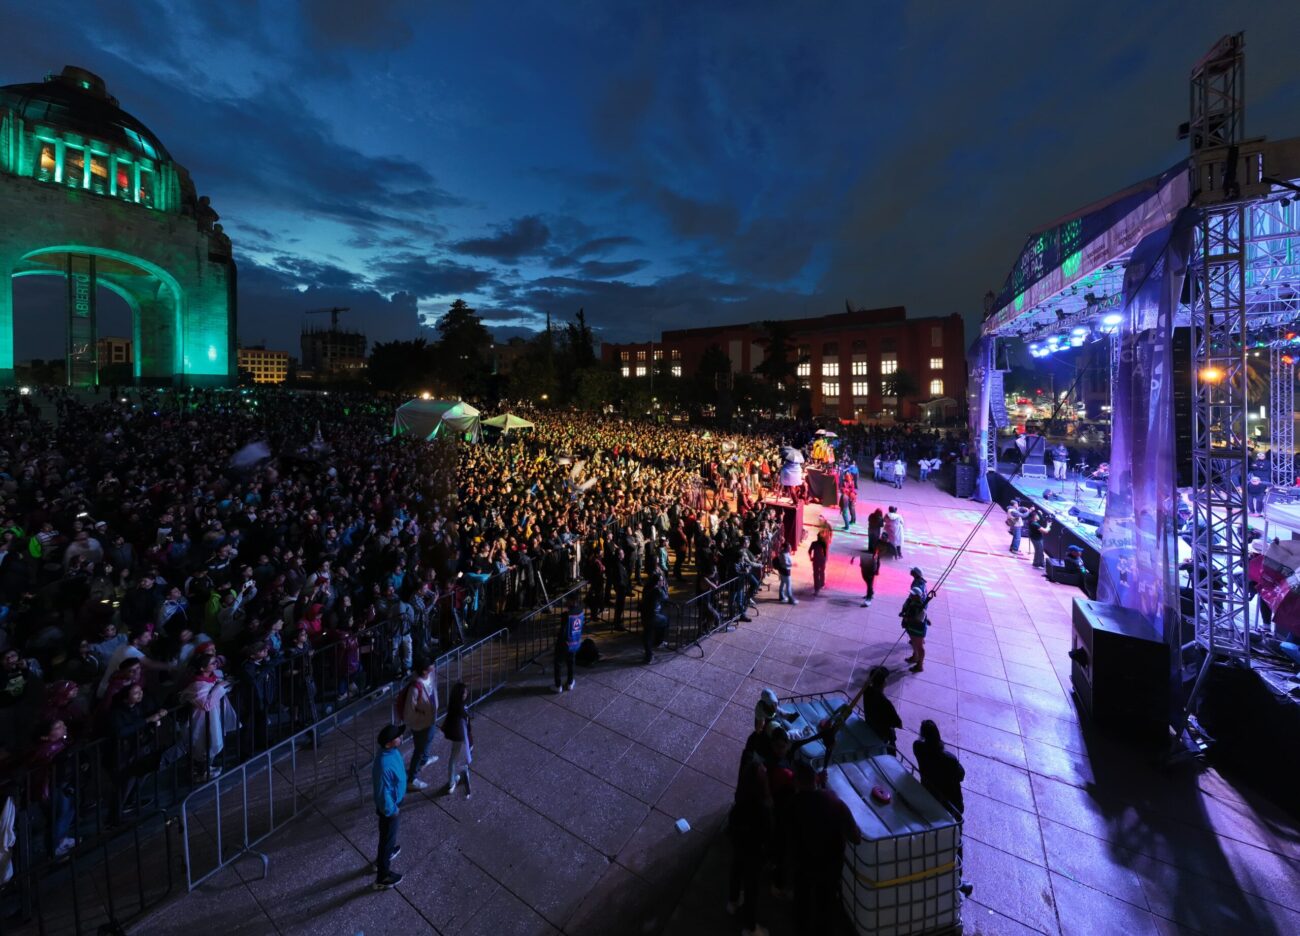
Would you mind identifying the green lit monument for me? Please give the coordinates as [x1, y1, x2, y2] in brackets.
[0, 66, 236, 386]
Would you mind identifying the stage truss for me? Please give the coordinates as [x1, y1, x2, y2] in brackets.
[1269, 337, 1294, 487]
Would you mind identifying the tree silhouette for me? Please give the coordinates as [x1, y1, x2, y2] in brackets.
[434, 299, 491, 398]
[887, 369, 920, 418]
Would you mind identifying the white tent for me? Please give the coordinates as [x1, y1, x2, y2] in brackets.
[392, 399, 482, 442]
[481, 413, 535, 432]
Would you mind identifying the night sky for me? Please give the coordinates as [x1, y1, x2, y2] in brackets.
[8, 1, 1300, 359]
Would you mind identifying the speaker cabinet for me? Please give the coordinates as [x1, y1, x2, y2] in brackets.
[1070, 598, 1171, 743]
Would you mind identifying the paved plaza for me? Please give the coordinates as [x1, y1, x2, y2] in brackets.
[138, 479, 1300, 936]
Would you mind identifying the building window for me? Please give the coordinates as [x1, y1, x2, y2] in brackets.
[851, 354, 868, 376]
[635, 365, 647, 377]
[881, 380, 893, 396]
[621, 366, 630, 377]
[636, 350, 646, 361]
[799, 378, 810, 390]
[620, 350, 629, 361]
[931, 326, 943, 346]
[37, 141, 56, 181]
[670, 348, 681, 360]
[822, 360, 839, 377]
[930, 379, 944, 395]
[671, 364, 682, 377]
[63, 145, 85, 188]
[822, 381, 839, 399]
[137, 166, 154, 206]
[929, 357, 943, 370]
[796, 361, 811, 378]
[89, 153, 109, 194]
[880, 353, 898, 376]
[653, 349, 663, 360]
[851, 381, 870, 400]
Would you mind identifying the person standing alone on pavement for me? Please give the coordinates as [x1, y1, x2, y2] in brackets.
[808, 532, 828, 595]
[554, 598, 583, 692]
[372, 723, 406, 889]
[860, 665, 902, 754]
[901, 568, 930, 673]
[851, 545, 878, 607]
[774, 541, 797, 604]
[401, 658, 439, 792]
[442, 682, 473, 797]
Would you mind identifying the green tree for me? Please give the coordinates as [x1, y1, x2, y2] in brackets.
[434, 299, 492, 398]
[887, 369, 920, 418]
[561, 308, 597, 371]
[752, 319, 803, 409]
[368, 339, 436, 394]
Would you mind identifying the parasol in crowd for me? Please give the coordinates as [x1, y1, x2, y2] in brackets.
[814, 429, 838, 438]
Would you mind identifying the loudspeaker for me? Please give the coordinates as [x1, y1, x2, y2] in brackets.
[1172, 326, 1194, 488]
[1070, 598, 1171, 743]
[767, 499, 805, 547]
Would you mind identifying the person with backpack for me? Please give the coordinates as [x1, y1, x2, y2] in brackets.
[372, 723, 406, 890]
[554, 599, 583, 692]
[900, 567, 930, 673]
[400, 657, 439, 791]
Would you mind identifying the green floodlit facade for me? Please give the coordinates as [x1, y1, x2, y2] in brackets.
[0, 66, 236, 386]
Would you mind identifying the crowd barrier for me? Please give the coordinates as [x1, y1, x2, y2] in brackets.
[179, 626, 510, 892]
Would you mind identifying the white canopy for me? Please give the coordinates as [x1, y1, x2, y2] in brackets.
[392, 399, 482, 442]
[481, 413, 535, 432]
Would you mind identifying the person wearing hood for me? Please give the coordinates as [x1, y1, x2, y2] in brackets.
[900, 567, 930, 673]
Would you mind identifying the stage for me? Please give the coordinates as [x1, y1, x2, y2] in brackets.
[993, 467, 1108, 551]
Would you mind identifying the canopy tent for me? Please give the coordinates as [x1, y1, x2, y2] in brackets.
[392, 399, 482, 443]
[481, 413, 535, 432]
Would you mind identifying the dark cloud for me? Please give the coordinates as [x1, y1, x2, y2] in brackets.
[576, 259, 648, 279]
[372, 254, 497, 299]
[451, 216, 551, 261]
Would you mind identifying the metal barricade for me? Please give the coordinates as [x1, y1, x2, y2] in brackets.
[179, 627, 510, 892]
[512, 585, 584, 671]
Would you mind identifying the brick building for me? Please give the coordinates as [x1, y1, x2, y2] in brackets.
[600, 306, 966, 421]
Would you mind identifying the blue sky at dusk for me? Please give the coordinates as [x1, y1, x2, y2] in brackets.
[8, 0, 1300, 358]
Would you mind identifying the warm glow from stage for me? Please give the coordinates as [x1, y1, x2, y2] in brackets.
[1199, 366, 1225, 384]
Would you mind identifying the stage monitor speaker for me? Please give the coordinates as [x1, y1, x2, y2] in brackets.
[1172, 326, 1194, 488]
[1020, 433, 1046, 466]
[1070, 598, 1171, 744]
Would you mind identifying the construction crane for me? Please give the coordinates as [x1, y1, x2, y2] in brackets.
[304, 306, 351, 329]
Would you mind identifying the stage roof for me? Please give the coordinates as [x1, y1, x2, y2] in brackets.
[982, 136, 1300, 343]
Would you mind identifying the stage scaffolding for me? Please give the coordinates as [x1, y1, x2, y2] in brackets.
[1269, 339, 1294, 488]
[979, 31, 1300, 729]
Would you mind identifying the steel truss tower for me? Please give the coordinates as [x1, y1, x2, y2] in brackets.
[1270, 337, 1295, 487]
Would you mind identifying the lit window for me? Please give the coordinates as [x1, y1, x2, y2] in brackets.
[137, 167, 154, 206]
[931, 326, 942, 346]
[636, 350, 646, 361]
[37, 141, 56, 181]
[621, 366, 630, 377]
[822, 381, 839, 398]
[799, 378, 810, 390]
[114, 160, 133, 198]
[64, 145, 85, 188]
[671, 348, 682, 360]
[851, 381, 870, 399]
[796, 361, 811, 378]
[671, 364, 682, 377]
[930, 379, 944, 395]
[620, 351, 629, 361]
[635, 365, 647, 377]
[881, 380, 892, 396]
[653, 349, 663, 360]
[929, 357, 943, 370]
[822, 361, 839, 377]
[89, 153, 108, 194]
[851, 355, 868, 376]
[880, 357, 898, 376]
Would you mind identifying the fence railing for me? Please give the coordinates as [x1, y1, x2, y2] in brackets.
[179, 626, 510, 892]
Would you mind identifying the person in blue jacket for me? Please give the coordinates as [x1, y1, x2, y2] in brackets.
[372, 722, 407, 889]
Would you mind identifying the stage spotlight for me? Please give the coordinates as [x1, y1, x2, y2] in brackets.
[1283, 354, 1295, 366]
[1070, 334, 1085, 347]
[1199, 366, 1225, 384]
[1071, 326, 1088, 336]
[1103, 313, 1122, 326]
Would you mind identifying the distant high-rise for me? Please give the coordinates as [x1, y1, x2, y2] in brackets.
[300, 325, 366, 379]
